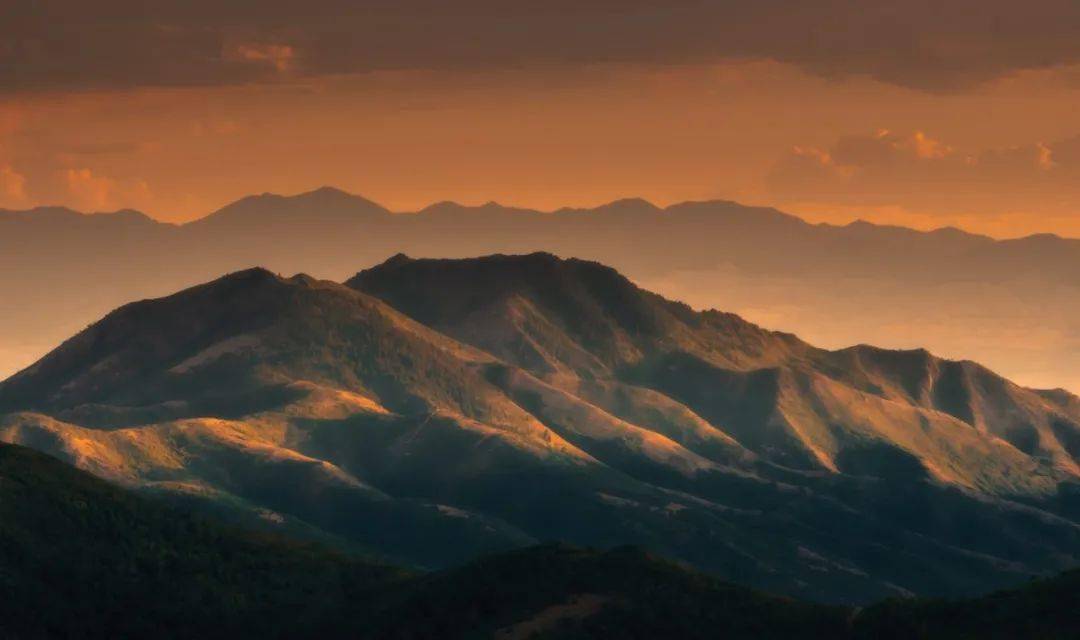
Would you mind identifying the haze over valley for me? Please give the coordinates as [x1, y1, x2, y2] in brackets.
[3, 188, 1077, 394]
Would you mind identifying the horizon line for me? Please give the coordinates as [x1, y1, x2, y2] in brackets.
[2, 185, 1074, 242]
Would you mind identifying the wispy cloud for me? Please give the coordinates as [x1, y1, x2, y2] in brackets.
[63, 167, 153, 211]
[767, 130, 1080, 222]
[0, 164, 28, 208]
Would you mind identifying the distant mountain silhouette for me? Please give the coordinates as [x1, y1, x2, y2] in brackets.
[187, 186, 392, 232]
[7, 189, 1077, 281]
[2, 188, 1077, 391]
[3, 254, 1078, 604]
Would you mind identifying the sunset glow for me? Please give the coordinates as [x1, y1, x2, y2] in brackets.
[3, 2, 1080, 238]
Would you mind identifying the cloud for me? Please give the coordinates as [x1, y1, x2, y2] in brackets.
[0, 164, 28, 207]
[2, 1, 1080, 94]
[766, 131, 1080, 221]
[63, 167, 153, 211]
[225, 42, 296, 73]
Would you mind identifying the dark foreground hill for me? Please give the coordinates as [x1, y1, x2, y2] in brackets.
[2, 255, 1079, 603]
[1, 442, 1077, 639]
[0, 442, 408, 639]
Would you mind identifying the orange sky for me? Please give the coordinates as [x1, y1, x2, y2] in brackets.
[3, 2, 1080, 238]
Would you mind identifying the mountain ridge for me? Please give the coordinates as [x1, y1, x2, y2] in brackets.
[2, 254, 1078, 603]
[349, 253, 1080, 484]
[6, 187, 1077, 242]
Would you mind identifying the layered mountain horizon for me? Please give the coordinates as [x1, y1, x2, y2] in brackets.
[3, 252, 1077, 604]
[9, 185, 1080, 240]
[3, 187, 1078, 394]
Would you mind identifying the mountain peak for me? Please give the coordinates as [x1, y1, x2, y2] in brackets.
[416, 200, 538, 216]
[190, 187, 390, 228]
[928, 225, 970, 237]
[596, 197, 661, 213]
[381, 252, 414, 267]
[1013, 231, 1067, 244]
[415, 200, 464, 215]
[1, 206, 161, 226]
[106, 208, 159, 225]
[304, 185, 352, 196]
[0, 264, 487, 418]
[292, 185, 367, 204]
[347, 252, 798, 377]
[353, 253, 415, 279]
[222, 266, 279, 281]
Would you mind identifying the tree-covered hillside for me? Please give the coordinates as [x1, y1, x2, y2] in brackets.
[2, 442, 1078, 639]
[0, 443, 409, 639]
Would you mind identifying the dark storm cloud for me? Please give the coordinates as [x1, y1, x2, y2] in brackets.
[2, 0, 1080, 93]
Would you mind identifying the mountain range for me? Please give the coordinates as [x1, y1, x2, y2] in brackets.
[2, 252, 1078, 605]
[2, 187, 1078, 391]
